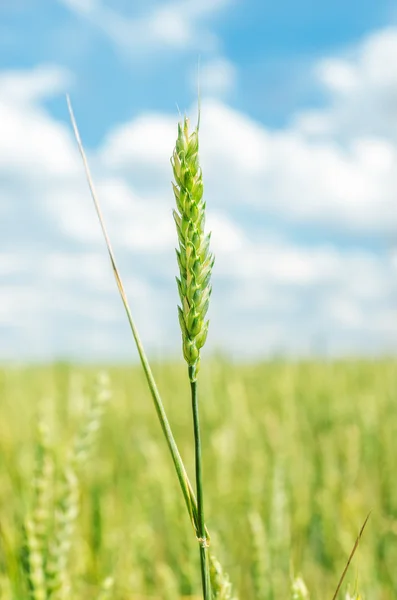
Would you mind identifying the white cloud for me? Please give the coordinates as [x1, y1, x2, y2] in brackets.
[297, 26, 397, 141]
[198, 86, 395, 232]
[207, 212, 245, 253]
[102, 115, 176, 171]
[0, 65, 78, 180]
[318, 59, 359, 95]
[57, 0, 232, 54]
[0, 65, 71, 105]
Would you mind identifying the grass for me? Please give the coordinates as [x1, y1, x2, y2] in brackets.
[0, 359, 396, 598]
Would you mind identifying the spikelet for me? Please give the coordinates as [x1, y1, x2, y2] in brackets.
[291, 576, 310, 600]
[171, 116, 214, 382]
[209, 554, 237, 600]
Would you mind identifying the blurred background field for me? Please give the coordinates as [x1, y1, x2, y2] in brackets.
[1, 359, 396, 599]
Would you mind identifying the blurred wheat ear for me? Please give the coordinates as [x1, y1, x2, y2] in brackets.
[23, 373, 111, 600]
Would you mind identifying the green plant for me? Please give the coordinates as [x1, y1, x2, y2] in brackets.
[172, 115, 214, 599]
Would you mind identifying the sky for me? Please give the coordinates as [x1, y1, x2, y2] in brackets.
[0, 0, 396, 362]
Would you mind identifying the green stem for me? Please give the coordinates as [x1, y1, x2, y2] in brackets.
[189, 369, 211, 600]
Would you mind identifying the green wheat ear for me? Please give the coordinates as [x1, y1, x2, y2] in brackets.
[171, 116, 214, 383]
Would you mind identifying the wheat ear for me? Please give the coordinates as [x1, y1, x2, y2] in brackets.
[172, 117, 214, 383]
[24, 419, 54, 600]
[172, 115, 214, 600]
[46, 373, 111, 600]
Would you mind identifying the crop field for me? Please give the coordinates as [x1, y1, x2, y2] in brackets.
[1, 359, 396, 599]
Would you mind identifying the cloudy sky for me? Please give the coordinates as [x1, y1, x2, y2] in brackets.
[0, 0, 396, 361]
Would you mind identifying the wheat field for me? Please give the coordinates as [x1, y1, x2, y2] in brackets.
[1, 359, 396, 599]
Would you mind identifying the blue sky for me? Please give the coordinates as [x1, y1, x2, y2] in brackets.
[0, 0, 396, 361]
[1, 0, 394, 134]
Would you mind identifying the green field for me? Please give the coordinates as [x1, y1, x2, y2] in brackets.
[1, 359, 396, 599]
